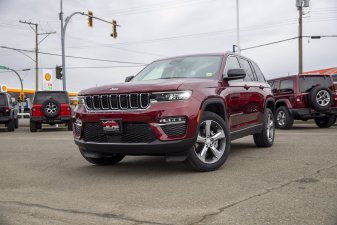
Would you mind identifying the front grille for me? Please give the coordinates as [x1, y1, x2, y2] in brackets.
[82, 122, 156, 143]
[84, 94, 150, 111]
[161, 123, 187, 137]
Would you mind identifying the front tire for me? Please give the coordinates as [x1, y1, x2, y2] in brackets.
[80, 151, 125, 166]
[253, 108, 275, 147]
[314, 115, 336, 128]
[30, 120, 37, 132]
[185, 111, 230, 172]
[275, 106, 294, 129]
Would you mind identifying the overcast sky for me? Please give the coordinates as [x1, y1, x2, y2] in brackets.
[0, 0, 336, 92]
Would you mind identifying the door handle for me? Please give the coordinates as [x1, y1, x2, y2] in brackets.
[244, 84, 250, 90]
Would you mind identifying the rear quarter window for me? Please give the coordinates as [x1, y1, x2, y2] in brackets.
[299, 76, 333, 92]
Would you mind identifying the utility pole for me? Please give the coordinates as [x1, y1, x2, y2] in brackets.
[298, 4, 303, 74]
[19, 20, 56, 91]
[236, 0, 240, 55]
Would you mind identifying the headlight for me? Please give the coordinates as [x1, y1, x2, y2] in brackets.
[77, 96, 85, 106]
[150, 91, 192, 102]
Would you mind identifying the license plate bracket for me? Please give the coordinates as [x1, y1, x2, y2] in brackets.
[101, 119, 123, 134]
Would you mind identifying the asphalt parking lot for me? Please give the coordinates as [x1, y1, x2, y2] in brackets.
[0, 120, 336, 225]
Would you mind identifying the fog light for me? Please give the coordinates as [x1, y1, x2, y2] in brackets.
[159, 117, 186, 124]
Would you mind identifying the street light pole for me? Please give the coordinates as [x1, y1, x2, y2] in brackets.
[60, 0, 66, 91]
[236, 0, 240, 55]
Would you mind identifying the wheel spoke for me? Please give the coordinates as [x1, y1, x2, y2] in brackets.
[197, 135, 206, 144]
[210, 146, 221, 159]
[211, 130, 225, 141]
[199, 145, 208, 161]
[205, 120, 211, 137]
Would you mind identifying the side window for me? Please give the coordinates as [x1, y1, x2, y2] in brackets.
[251, 62, 266, 82]
[279, 79, 294, 93]
[239, 58, 255, 82]
[224, 56, 241, 76]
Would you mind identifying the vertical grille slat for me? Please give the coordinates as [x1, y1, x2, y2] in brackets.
[85, 93, 150, 111]
[119, 94, 129, 109]
[110, 94, 118, 109]
[101, 95, 110, 109]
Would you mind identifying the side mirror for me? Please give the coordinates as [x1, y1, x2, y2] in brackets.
[224, 69, 246, 81]
[125, 75, 134, 82]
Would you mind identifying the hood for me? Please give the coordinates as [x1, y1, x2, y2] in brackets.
[78, 78, 218, 95]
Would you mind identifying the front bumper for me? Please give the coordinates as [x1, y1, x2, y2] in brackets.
[73, 98, 201, 155]
[30, 116, 72, 123]
[289, 107, 337, 118]
[75, 138, 195, 156]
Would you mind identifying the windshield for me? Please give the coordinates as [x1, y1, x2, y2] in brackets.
[132, 55, 223, 81]
[34, 92, 68, 104]
[299, 76, 333, 92]
[0, 94, 7, 106]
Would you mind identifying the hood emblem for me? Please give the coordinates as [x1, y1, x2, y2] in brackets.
[110, 88, 119, 91]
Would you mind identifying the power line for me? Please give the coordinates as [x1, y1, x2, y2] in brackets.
[0, 46, 148, 65]
[0, 65, 145, 74]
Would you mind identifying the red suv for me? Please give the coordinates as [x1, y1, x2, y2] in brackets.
[73, 53, 275, 171]
[30, 91, 73, 132]
[269, 74, 337, 129]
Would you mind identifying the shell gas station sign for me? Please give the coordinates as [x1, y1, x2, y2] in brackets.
[1, 84, 8, 93]
[42, 70, 53, 91]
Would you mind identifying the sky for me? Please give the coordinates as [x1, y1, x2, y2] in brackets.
[0, 0, 336, 92]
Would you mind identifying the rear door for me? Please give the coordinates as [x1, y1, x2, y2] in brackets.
[237, 57, 264, 126]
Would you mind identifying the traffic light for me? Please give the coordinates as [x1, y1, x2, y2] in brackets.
[111, 19, 117, 39]
[18, 92, 24, 103]
[56, 66, 63, 80]
[88, 11, 93, 27]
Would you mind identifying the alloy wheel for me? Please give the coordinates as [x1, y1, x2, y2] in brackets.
[266, 112, 275, 142]
[316, 90, 330, 107]
[46, 102, 57, 114]
[277, 110, 286, 126]
[195, 120, 226, 164]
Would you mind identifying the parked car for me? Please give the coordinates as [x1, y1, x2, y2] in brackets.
[73, 53, 275, 171]
[269, 74, 337, 129]
[30, 91, 73, 132]
[0, 93, 18, 131]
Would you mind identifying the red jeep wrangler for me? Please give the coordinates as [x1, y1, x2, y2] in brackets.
[269, 74, 337, 129]
[73, 53, 275, 171]
[30, 91, 73, 132]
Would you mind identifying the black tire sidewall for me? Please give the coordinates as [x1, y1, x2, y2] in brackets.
[42, 99, 61, 118]
[7, 119, 15, 132]
[314, 115, 336, 128]
[309, 86, 333, 111]
[30, 120, 37, 132]
[186, 111, 230, 172]
[253, 108, 275, 147]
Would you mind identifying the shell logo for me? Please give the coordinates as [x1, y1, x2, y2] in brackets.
[45, 73, 51, 81]
[1, 84, 7, 92]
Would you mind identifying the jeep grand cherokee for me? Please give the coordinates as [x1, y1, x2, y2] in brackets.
[73, 53, 275, 171]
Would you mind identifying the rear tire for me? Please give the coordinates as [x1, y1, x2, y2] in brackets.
[7, 119, 15, 132]
[253, 108, 275, 147]
[275, 106, 294, 129]
[184, 111, 230, 172]
[30, 120, 37, 132]
[314, 115, 336, 128]
[80, 151, 125, 166]
[14, 118, 19, 129]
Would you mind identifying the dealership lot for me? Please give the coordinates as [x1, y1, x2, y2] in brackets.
[0, 121, 336, 225]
